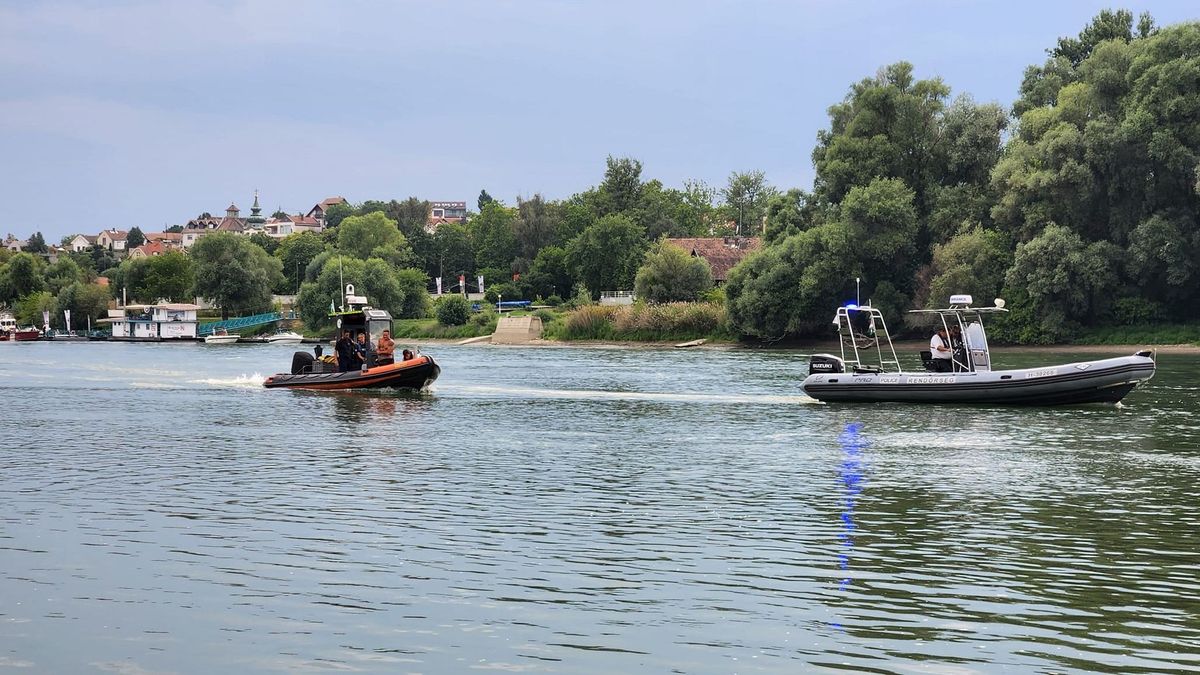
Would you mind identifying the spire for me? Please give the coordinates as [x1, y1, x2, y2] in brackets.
[247, 189, 266, 225]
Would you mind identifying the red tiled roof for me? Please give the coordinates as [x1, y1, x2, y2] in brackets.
[663, 237, 763, 282]
[132, 241, 167, 257]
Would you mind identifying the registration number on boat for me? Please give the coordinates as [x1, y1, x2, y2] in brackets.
[1025, 369, 1058, 379]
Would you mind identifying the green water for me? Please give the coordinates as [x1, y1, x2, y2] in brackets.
[1, 342, 1197, 673]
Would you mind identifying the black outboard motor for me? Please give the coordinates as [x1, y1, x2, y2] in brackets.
[291, 351, 315, 375]
[809, 353, 845, 375]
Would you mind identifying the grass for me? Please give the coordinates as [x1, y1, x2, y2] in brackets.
[547, 302, 735, 343]
[1070, 323, 1200, 346]
[391, 318, 493, 339]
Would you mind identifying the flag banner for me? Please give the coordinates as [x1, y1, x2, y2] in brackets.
[435, 277, 443, 295]
[477, 275, 485, 294]
[64, 310, 72, 332]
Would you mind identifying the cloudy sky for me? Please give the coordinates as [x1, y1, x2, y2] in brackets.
[1, 0, 1194, 240]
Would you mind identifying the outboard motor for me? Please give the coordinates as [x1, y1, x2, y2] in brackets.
[809, 353, 845, 375]
[291, 350, 315, 375]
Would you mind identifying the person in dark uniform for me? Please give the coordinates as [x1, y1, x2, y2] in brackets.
[335, 329, 355, 372]
[355, 331, 374, 369]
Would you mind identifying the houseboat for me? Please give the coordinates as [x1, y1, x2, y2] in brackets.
[98, 304, 200, 341]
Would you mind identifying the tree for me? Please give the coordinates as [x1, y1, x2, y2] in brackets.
[323, 202, 353, 228]
[56, 282, 111, 327]
[275, 232, 327, 293]
[296, 256, 429, 329]
[24, 232, 47, 254]
[721, 171, 778, 235]
[924, 226, 1013, 309]
[1004, 224, 1122, 338]
[525, 245, 574, 299]
[566, 214, 647, 298]
[477, 189, 494, 211]
[515, 194, 560, 260]
[45, 257, 84, 295]
[109, 257, 151, 303]
[432, 222, 475, 287]
[634, 242, 713, 303]
[725, 227, 856, 338]
[271, 209, 289, 219]
[471, 201, 519, 271]
[126, 227, 145, 249]
[142, 251, 195, 302]
[337, 212, 409, 260]
[16, 290, 56, 327]
[165, 225, 184, 234]
[435, 294, 471, 326]
[248, 231, 278, 255]
[0, 252, 46, 303]
[599, 155, 644, 214]
[191, 232, 283, 319]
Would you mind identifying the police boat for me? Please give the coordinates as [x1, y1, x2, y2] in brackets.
[801, 295, 1156, 405]
[263, 284, 440, 392]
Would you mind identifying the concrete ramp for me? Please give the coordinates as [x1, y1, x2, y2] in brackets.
[491, 316, 543, 344]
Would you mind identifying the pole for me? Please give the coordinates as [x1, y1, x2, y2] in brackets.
[856, 277, 860, 306]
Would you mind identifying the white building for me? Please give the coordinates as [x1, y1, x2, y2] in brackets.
[101, 303, 199, 339]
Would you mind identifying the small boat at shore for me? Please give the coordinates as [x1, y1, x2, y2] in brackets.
[264, 284, 439, 392]
[265, 330, 304, 344]
[204, 328, 241, 344]
[801, 295, 1156, 405]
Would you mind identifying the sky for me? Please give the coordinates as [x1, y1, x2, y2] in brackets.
[1, 0, 1195, 241]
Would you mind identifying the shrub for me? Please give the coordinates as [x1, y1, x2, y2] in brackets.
[533, 309, 556, 323]
[544, 294, 563, 306]
[562, 305, 617, 340]
[435, 295, 471, 326]
[470, 307, 499, 332]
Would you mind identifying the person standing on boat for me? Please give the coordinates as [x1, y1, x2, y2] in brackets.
[335, 329, 356, 372]
[930, 327, 953, 372]
[376, 329, 395, 365]
[355, 331, 375, 369]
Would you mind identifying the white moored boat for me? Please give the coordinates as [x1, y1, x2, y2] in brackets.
[801, 295, 1156, 405]
[204, 328, 241, 344]
[265, 330, 304, 344]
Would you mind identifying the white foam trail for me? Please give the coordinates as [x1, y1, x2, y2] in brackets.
[190, 373, 265, 388]
[447, 384, 814, 405]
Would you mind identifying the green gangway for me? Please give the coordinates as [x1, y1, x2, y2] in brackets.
[198, 311, 297, 337]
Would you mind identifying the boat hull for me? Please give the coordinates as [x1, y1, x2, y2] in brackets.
[204, 335, 241, 344]
[263, 355, 440, 391]
[801, 353, 1155, 405]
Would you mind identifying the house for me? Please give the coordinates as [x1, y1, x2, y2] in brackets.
[663, 237, 763, 285]
[100, 303, 199, 340]
[143, 232, 182, 249]
[4, 236, 27, 252]
[425, 201, 468, 233]
[263, 213, 323, 239]
[128, 241, 168, 259]
[306, 196, 347, 225]
[181, 203, 247, 247]
[68, 234, 97, 252]
[96, 229, 129, 251]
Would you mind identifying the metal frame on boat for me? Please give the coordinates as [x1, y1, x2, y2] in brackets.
[801, 295, 1156, 405]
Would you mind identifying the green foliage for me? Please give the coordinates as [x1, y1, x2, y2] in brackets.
[471, 201, 519, 270]
[56, 282, 111, 326]
[45, 257, 84, 295]
[247, 231, 278, 255]
[126, 227, 145, 249]
[1004, 224, 1122, 339]
[191, 232, 283, 319]
[0, 252, 46, 303]
[323, 202, 353, 228]
[24, 232, 47, 254]
[142, 251, 195, 302]
[434, 294, 471, 326]
[431, 222, 475, 285]
[515, 194, 560, 260]
[337, 212, 410, 260]
[721, 170, 778, 235]
[599, 156, 644, 214]
[557, 302, 730, 341]
[566, 214, 647, 298]
[17, 290, 56, 326]
[634, 242, 713, 303]
[525, 245, 574, 299]
[296, 256, 429, 330]
[478, 189, 494, 211]
[925, 226, 1013, 308]
[275, 232, 326, 292]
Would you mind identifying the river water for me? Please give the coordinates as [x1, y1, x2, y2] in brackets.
[1, 341, 1198, 673]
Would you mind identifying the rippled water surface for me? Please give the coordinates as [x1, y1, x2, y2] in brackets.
[2, 341, 1199, 673]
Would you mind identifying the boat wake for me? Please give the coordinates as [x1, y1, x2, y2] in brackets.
[447, 384, 813, 405]
[190, 373, 266, 388]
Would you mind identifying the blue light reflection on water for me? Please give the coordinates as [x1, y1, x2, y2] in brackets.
[836, 421, 867, 594]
